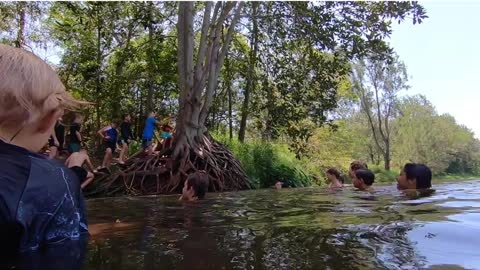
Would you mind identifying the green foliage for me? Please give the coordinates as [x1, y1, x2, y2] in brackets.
[351, 54, 410, 170]
[0, 2, 49, 47]
[301, 93, 480, 181]
[128, 140, 142, 156]
[393, 95, 480, 174]
[8, 1, 470, 188]
[48, 2, 178, 136]
[370, 166, 398, 183]
[209, 1, 427, 158]
[213, 133, 315, 188]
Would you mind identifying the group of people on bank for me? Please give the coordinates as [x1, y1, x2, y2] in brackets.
[46, 111, 175, 190]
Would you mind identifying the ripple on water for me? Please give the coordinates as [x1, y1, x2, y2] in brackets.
[83, 180, 480, 270]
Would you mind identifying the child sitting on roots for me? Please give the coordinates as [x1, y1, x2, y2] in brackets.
[159, 115, 175, 151]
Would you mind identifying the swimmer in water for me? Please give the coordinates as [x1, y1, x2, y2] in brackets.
[326, 168, 343, 188]
[353, 169, 375, 192]
[179, 171, 209, 202]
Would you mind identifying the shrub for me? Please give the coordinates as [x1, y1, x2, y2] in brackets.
[214, 133, 315, 188]
[370, 165, 398, 183]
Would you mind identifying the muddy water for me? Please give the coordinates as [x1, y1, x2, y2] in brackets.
[84, 181, 480, 270]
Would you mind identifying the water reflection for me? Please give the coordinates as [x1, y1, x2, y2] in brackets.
[84, 181, 480, 269]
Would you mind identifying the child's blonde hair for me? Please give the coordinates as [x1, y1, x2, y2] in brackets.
[0, 45, 84, 129]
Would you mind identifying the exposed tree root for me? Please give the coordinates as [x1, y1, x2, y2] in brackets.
[84, 135, 251, 197]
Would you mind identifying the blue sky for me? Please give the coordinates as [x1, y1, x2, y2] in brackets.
[389, 1, 480, 137]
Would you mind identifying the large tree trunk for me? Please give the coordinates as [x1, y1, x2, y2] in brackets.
[224, 52, 233, 140]
[384, 141, 391, 170]
[86, 2, 250, 197]
[238, 2, 259, 143]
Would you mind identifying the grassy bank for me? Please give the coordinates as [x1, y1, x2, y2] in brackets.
[214, 134, 320, 188]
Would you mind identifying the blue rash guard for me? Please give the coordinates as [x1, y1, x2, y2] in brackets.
[0, 140, 88, 268]
[142, 116, 157, 140]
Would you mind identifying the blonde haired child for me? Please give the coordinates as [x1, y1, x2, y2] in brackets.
[0, 45, 88, 260]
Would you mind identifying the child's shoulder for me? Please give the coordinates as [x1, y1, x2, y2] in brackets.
[30, 155, 79, 188]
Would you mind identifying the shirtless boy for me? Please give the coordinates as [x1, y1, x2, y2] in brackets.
[65, 148, 95, 189]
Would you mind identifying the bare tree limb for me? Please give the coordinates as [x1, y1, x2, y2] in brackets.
[194, 2, 213, 87]
[199, 2, 244, 126]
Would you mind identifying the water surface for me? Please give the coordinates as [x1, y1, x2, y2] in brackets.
[85, 180, 480, 270]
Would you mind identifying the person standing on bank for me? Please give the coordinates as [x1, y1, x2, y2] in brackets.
[48, 117, 66, 159]
[142, 111, 159, 155]
[119, 114, 133, 164]
[97, 121, 119, 169]
[68, 113, 84, 153]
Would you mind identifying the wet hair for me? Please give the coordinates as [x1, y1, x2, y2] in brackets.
[350, 160, 368, 172]
[326, 168, 342, 181]
[404, 163, 432, 189]
[355, 169, 375, 186]
[186, 171, 209, 199]
[326, 168, 340, 178]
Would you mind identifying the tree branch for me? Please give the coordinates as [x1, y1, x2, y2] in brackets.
[199, 2, 243, 126]
[194, 2, 213, 86]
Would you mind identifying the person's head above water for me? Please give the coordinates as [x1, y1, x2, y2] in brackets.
[354, 169, 375, 191]
[326, 168, 343, 185]
[274, 181, 283, 190]
[181, 171, 209, 201]
[0, 45, 83, 152]
[349, 160, 368, 180]
[397, 163, 432, 190]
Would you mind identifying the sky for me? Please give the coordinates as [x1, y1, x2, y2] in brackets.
[389, 1, 480, 138]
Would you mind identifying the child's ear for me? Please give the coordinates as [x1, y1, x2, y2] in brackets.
[37, 109, 62, 133]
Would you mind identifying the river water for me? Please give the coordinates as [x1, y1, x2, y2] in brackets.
[84, 180, 480, 270]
